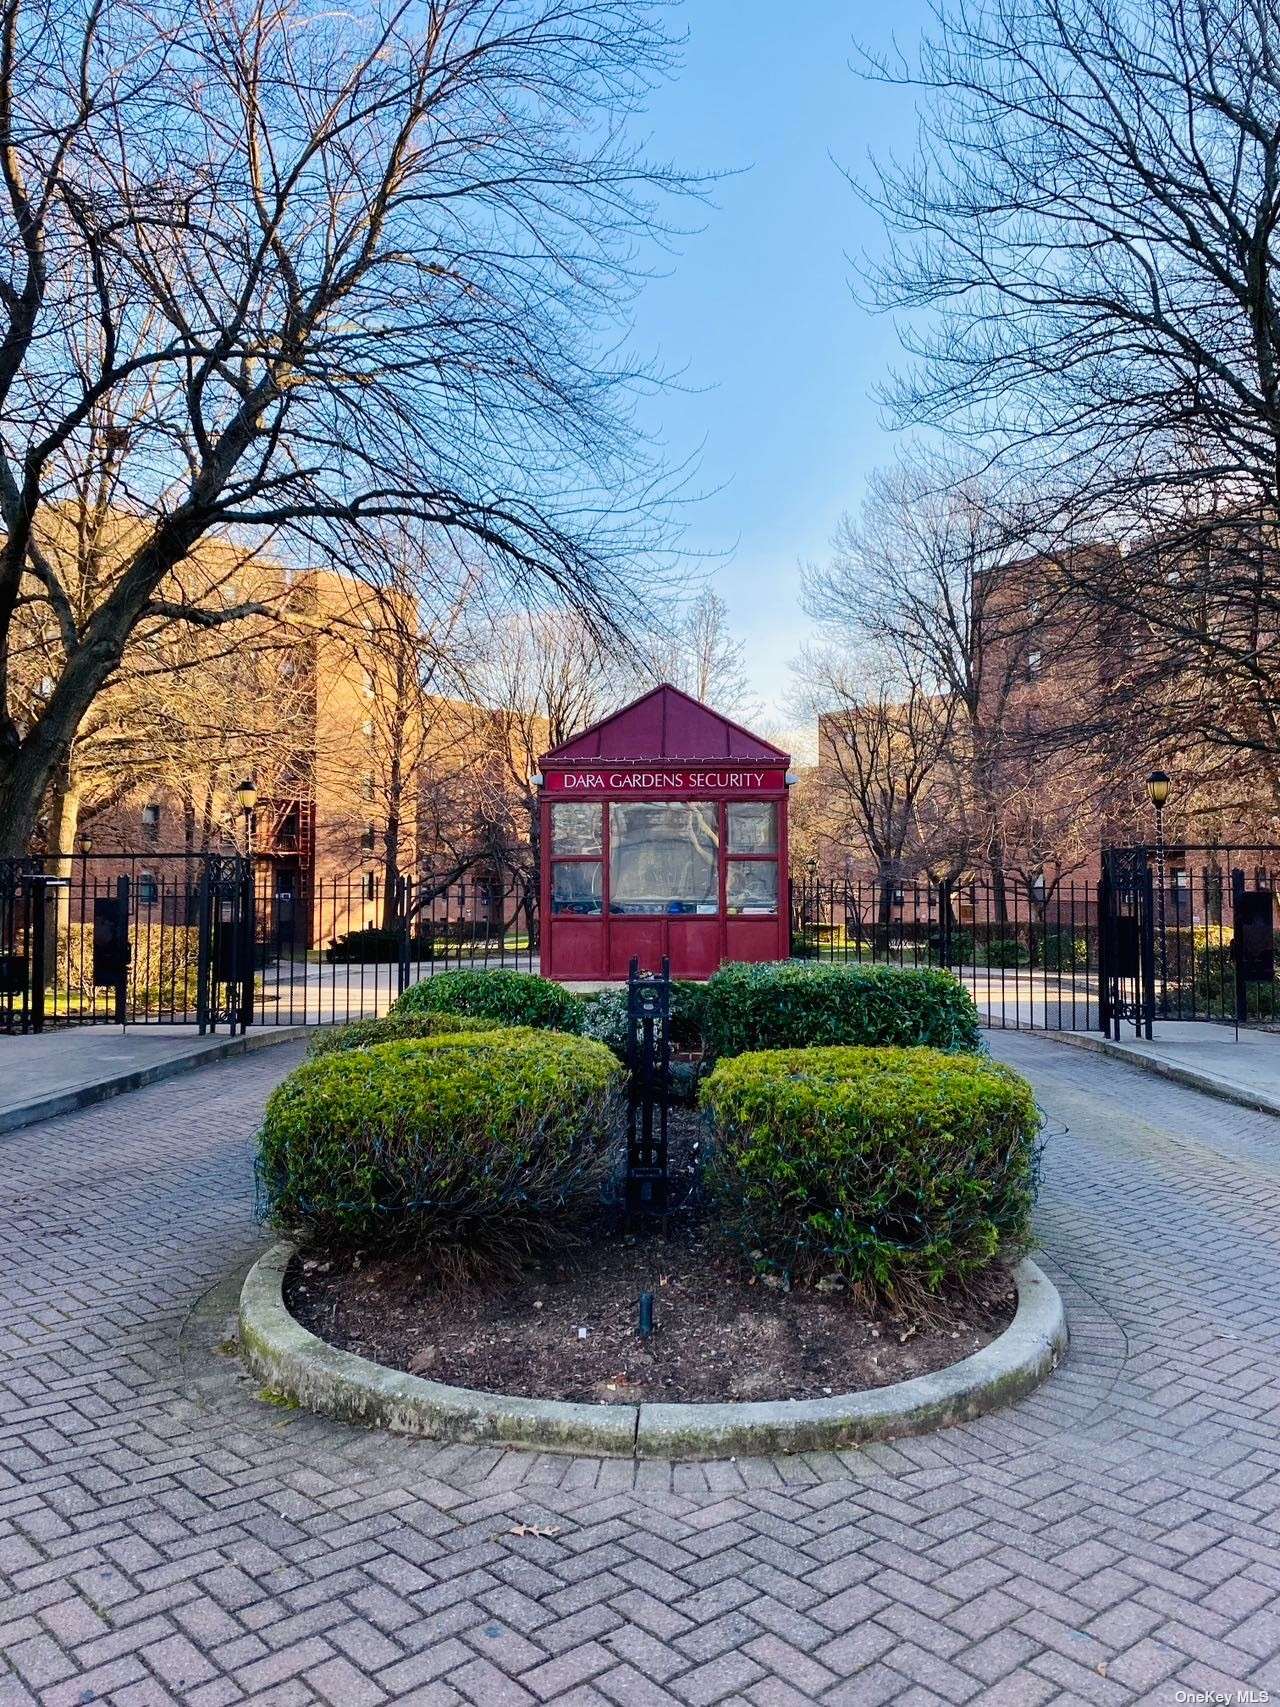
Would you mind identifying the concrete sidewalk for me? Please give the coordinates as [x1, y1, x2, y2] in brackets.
[0, 1023, 309, 1136]
[1051, 1016, 1280, 1116]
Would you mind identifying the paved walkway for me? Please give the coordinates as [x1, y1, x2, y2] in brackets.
[1057, 1019, 1280, 1116]
[3, 1037, 1280, 1705]
[0, 1026, 306, 1135]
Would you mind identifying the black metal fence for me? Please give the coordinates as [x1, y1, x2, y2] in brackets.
[788, 872, 1101, 1032]
[9, 842, 1271, 1039]
[251, 866, 537, 1028]
[0, 853, 538, 1033]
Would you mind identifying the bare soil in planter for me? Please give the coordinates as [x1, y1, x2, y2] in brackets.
[283, 1111, 1018, 1406]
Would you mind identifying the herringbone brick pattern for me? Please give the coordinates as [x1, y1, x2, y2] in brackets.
[2, 1034, 1280, 1704]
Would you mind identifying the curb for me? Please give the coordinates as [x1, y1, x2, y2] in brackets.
[0, 1027, 311, 1138]
[1039, 1029, 1280, 1119]
[239, 1242, 1067, 1460]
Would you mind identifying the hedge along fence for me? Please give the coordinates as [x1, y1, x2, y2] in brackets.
[392, 967, 586, 1034]
[257, 1029, 623, 1275]
[306, 1010, 504, 1059]
[700, 1045, 1041, 1304]
[701, 961, 983, 1060]
[55, 923, 200, 1015]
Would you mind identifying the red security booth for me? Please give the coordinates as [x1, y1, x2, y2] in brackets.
[537, 684, 792, 980]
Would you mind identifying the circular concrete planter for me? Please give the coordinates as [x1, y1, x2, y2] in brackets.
[239, 1242, 1066, 1459]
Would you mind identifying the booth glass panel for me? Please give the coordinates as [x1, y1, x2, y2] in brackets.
[727, 859, 778, 915]
[727, 801, 778, 855]
[609, 802, 719, 915]
[552, 802, 602, 856]
[552, 860, 602, 913]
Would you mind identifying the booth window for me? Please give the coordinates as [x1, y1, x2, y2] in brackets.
[552, 803, 602, 855]
[726, 800, 778, 915]
[609, 802, 718, 915]
[551, 802, 602, 914]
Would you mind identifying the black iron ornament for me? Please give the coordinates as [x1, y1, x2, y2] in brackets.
[624, 954, 671, 1221]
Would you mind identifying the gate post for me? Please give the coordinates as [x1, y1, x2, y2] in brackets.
[195, 864, 212, 1035]
[395, 874, 412, 996]
[1140, 864, 1156, 1040]
[28, 875, 47, 1035]
[1097, 874, 1112, 1038]
[238, 862, 256, 1033]
[937, 879, 953, 967]
[113, 876, 130, 1028]
[1232, 868, 1247, 1025]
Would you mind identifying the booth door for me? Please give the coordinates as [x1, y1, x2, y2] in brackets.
[606, 800, 722, 979]
[607, 915, 721, 979]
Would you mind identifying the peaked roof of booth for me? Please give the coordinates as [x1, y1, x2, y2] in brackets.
[541, 683, 790, 767]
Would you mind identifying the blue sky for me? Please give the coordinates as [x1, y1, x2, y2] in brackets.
[628, 0, 933, 721]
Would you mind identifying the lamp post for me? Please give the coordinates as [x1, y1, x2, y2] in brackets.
[78, 831, 93, 856]
[235, 778, 258, 859]
[1146, 769, 1171, 1007]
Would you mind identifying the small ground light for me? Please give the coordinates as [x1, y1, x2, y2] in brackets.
[638, 1292, 654, 1338]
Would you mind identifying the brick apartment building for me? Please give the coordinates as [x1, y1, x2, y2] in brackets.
[77, 565, 517, 951]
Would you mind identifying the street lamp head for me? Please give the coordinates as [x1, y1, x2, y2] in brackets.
[1145, 769, 1171, 809]
[235, 778, 258, 814]
[78, 831, 93, 855]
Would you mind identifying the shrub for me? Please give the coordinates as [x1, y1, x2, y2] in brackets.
[258, 1029, 623, 1268]
[580, 978, 708, 1058]
[306, 1010, 504, 1058]
[1169, 930, 1280, 1021]
[700, 1045, 1041, 1300]
[324, 926, 402, 964]
[944, 927, 975, 965]
[392, 967, 585, 1033]
[1036, 929, 1089, 972]
[984, 936, 1029, 968]
[55, 922, 199, 1016]
[701, 960, 982, 1059]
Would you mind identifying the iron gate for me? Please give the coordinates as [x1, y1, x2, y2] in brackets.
[0, 852, 254, 1035]
[1100, 844, 1280, 1032]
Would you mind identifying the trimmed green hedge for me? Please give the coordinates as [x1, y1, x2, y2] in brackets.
[306, 1011, 503, 1058]
[258, 1030, 623, 1269]
[392, 967, 585, 1033]
[701, 961, 982, 1059]
[580, 979, 708, 1057]
[700, 1045, 1040, 1300]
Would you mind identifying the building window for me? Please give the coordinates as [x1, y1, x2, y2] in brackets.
[138, 871, 159, 906]
[1027, 649, 1042, 676]
[363, 774, 376, 801]
[364, 871, 377, 901]
[608, 801, 718, 916]
[141, 803, 160, 838]
[361, 823, 376, 854]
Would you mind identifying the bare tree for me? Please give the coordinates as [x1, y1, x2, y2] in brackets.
[475, 608, 623, 922]
[307, 534, 486, 927]
[799, 644, 956, 920]
[0, 0, 699, 853]
[857, 0, 1280, 790]
[804, 455, 1066, 908]
[632, 590, 757, 718]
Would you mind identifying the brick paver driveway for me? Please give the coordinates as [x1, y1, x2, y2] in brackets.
[3, 1035, 1280, 1706]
